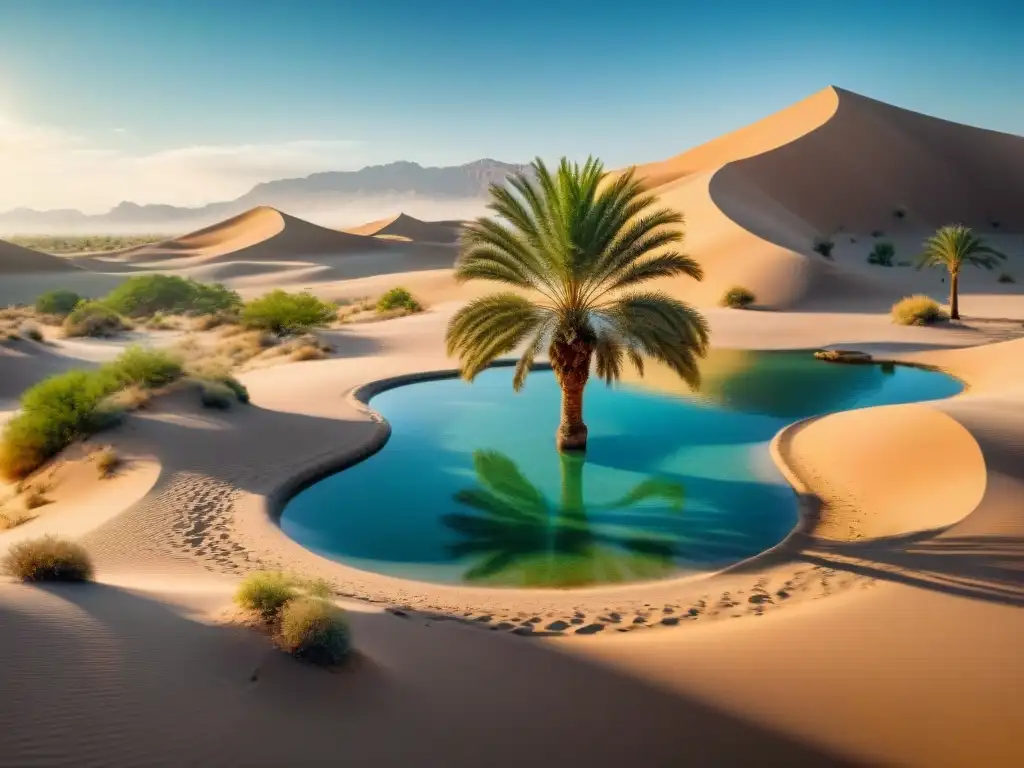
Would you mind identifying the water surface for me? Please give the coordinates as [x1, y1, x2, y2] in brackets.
[281, 351, 961, 588]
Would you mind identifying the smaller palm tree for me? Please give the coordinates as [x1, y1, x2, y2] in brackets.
[917, 225, 1006, 320]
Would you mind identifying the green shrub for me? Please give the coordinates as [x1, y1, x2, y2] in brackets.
[0, 370, 120, 479]
[195, 374, 249, 405]
[35, 289, 82, 317]
[235, 571, 298, 620]
[893, 207, 906, 220]
[198, 380, 235, 409]
[892, 295, 946, 326]
[2, 535, 94, 582]
[278, 597, 351, 665]
[63, 302, 128, 338]
[867, 241, 895, 267]
[221, 376, 250, 403]
[241, 290, 336, 334]
[0, 348, 182, 479]
[998, 272, 1015, 284]
[103, 275, 241, 318]
[811, 237, 834, 258]
[719, 286, 756, 308]
[376, 287, 422, 314]
[105, 346, 183, 390]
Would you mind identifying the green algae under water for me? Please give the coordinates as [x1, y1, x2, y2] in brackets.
[280, 350, 962, 589]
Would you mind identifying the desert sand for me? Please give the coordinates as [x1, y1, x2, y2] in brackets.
[2, 87, 1023, 767]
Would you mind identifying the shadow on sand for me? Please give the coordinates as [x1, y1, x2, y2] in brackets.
[0, 581, 860, 766]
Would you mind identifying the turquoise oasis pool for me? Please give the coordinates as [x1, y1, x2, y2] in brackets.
[281, 351, 962, 588]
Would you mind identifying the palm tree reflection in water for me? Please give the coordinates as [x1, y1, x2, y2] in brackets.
[443, 450, 690, 587]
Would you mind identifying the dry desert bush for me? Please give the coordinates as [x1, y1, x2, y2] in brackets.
[892, 295, 946, 326]
[278, 597, 351, 666]
[2, 535, 94, 582]
[63, 301, 130, 338]
[235, 572, 348, 666]
[719, 286, 756, 308]
[0, 509, 35, 531]
[94, 446, 121, 479]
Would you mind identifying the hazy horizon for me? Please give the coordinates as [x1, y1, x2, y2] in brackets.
[1, 0, 1021, 216]
[0, 195, 494, 237]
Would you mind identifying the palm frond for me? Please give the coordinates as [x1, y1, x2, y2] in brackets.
[587, 209, 686, 290]
[593, 330, 625, 384]
[917, 224, 1007, 272]
[446, 294, 547, 380]
[599, 290, 710, 388]
[445, 155, 709, 395]
[513, 314, 554, 391]
[596, 251, 703, 296]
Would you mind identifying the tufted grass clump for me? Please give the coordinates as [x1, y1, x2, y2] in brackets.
[277, 597, 352, 666]
[2, 535, 94, 582]
[998, 272, 1015, 284]
[35, 289, 83, 317]
[892, 295, 946, 326]
[19, 321, 44, 342]
[63, 301, 129, 338]
[95, 446, 121, 479]
[23, 486, 52, 509]
[719, 286, 756, 308]
[235, 571, 299, 620]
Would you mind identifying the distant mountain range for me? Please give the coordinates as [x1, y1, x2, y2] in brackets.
[0, 159, 530, 234]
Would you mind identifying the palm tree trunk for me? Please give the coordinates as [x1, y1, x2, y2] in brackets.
[557, 380, 588, 451]
[949, 270, 960, 320]
[550, 337, 592, 452]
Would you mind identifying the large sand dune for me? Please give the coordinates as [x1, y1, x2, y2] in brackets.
[118, 206, 388, 264]
[632, 86, 1024, 309]
[0, 239, 82, 275]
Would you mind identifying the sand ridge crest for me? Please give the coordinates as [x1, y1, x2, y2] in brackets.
[118, 205, 389, 264]
[346, 212, 463, 243]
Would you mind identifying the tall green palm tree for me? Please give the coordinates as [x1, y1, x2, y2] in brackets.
[916, 224, 1006, 320]
[445, 157, 709, 452]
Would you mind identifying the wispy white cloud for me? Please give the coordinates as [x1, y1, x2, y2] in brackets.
[0, 116, 365, 213]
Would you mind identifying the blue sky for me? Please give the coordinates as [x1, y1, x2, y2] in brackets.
[0, 0, 1021, 211]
